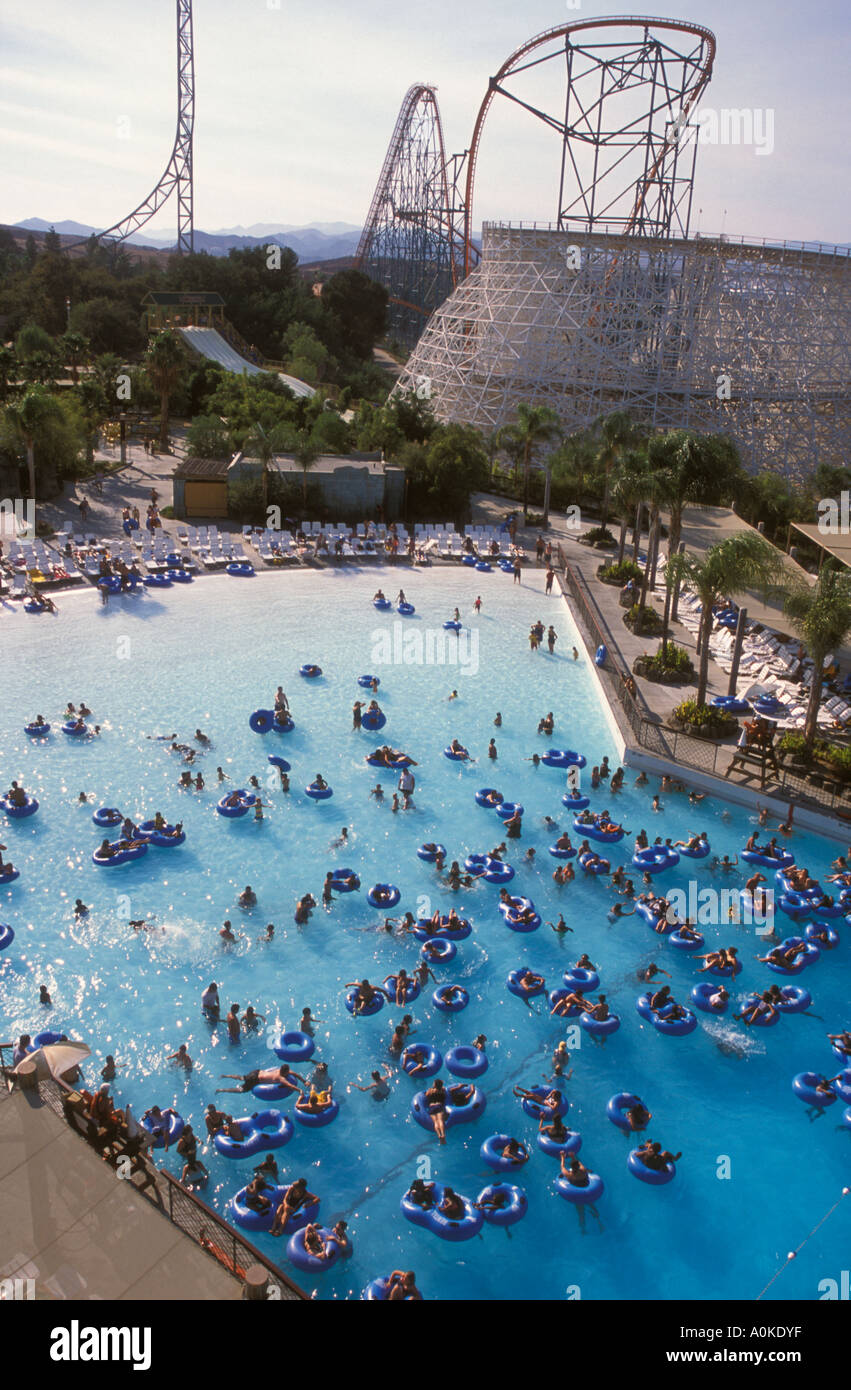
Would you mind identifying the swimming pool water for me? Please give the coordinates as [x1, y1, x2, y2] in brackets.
[2, 567, 849, 1301]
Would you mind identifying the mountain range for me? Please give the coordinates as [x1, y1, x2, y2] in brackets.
[13, 218, 363, 261]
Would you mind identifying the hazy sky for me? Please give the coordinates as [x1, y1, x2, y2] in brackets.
[1, 0, 849, 244]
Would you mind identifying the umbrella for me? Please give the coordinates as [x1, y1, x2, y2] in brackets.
[14, 1041, 90, 1081]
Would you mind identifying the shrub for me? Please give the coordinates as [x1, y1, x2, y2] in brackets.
[645, 643, 694, 676]
[625, 603, 662, 635]
[584, 525, 617, 547]
[598, 559, 644, 584]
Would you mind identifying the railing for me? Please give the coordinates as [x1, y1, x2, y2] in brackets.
[483, 221, 851, 257]
[0, 1056, 307, 1301]
[557, 546, 851, 816]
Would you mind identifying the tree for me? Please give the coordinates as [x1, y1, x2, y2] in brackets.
[404, 423, 489, 520]
[186, 414, 233, 462]
[244, 420, 291, 513]
[60, 331, 90, 385]
[610, 450, 649, 565]
[499, 403, 562, 523]
[145, 331, 186, 452]
[4, 385, 66, 516]
[15, 322, 54, 361]
[593, 410, 636, 527]
[783, 564, 851, 751]
[647, 429, 744, 618]
[0, 347, 17, 404]
[665, 534, 787, 707]
[76, 378, 109, 467]
[291, 430, 321, 504]
[322, 270, 388, 359]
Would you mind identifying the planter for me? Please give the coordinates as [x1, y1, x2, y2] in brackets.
[624, 608, 662, 637]
[670, 712, 737, 740]
[633, 655, 696, 686]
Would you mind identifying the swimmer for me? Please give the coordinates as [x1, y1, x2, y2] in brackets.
[201, 982, 220, 1020]
[238, 886, 257, 910]
[194, 729, 211, 745]
[242, 1005, 266, 1033]
[167, 1043, 193, 1072]
[74, 898, 89, 918]
[494, 713, 502, 727]
[448, 689, 458, 701]
[353, 1065, 394, 1100]
[39, 984, 52, 1006]
[571, 647, 578, 661]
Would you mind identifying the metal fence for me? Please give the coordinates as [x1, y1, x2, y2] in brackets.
[0, 1054, 307, 1301]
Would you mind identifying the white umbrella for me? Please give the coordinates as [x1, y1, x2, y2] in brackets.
[14, 1041, 90, 1081]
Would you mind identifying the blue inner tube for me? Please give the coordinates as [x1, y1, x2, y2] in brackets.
[271, 714, 295, 733]
[537, 1127, 582, 1157]
[432, 984, 470, 1012]
[792, 1072, 837, 1109]
[476, 1183, 528, 1227]
[299, 664, 322, 678]
[358, 675, 379, 688]
[606, 1092, 644, 1133]
[706, 956, 742, 978]
[274, 1030, 315, 1063]
[443, 620, 462, 631]
[578, 852, 610, 876]
[401, 1184, 483, 1242]
[475, 562, 492, 573]
[632, 845, 680, 873]
[417, 843, 446, 863]
[62, 721, 88, 736]
[214, 1110, 293, 1158]
[480, 1134, 529, 1172]
[680, 840, 710, 859]
[482, 860, 514, 885]
[579, 1012, 620, 1037]
[231, 1187, 318, 1234]
[420, 937, 456, 964]
[367, 884, 401, 909]
[563, 967, 599, 993]
[475, 788, 503, 808]
[444, 745, 469, 760]
[496, 801, 523, 819]
[402, 1043, 442, 1078]
[345, 988, 383, 1016]
[227, 562, 254, 576]
[766, 936, 819, 974]
[628, 1150, 676, 1185]
[742, 848, 795, 869]
[329, 868, 360, 892]
[143, 574, 172, 588]
[575, 819, 624, 843]
[669, 928, 705, 952]
[550, 843, 577, 858]
[520, 1086, 567, 1120]
[549, 988, 581, 1017]
[414, 915, 471, 941]
[0, 923, 15, 950]
[712, 695, 751, 715]
[294, 1098, 339, 1128]
[805, 921, 839, 948]
[305, 783, 333, 799]
[141, 1109, 184, 1149]
[691, 982, 729, 1014]
[446, 1044, 488, 1079]
[398, 602, 415, 615]
[741, 994, 782, 1028]
[361, 710, 386, 731]
[541, 749, 586, 769]
[595, 645, 607, 667]
[777, 893, 813, 921]
[30, 1030, 67, 1049]
[561, 793, 590, 810]
[382, 974, 420, 1004]
[25, 722, 51, 736]
[507, 969, 545, 999]
[249, 709, 274, 735]
[92, 842, 149, 866]
[267, 755, 291, 771]
[556, 1172, 604, 1204]
[374, 598, 392, 610]
[2, 796, 39, 819]
[287, 1227, 348, 1273]
[411, 1088, 486, 1132]
[216, 790, 255, 817]
[167, 569, 193, 583]
[0, 868, 20, 885]
[92, 807, 122, 828]
[504, 909, 541, 934]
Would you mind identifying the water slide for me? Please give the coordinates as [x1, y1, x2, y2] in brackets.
[177, 326, 315, 399]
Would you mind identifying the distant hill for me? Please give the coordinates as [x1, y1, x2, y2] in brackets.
[12, 217, 362, 261]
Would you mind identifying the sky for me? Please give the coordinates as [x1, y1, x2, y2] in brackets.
[1, 0, 849, 245]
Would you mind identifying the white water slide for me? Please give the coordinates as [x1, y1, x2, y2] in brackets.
[178, 326, 315, 399]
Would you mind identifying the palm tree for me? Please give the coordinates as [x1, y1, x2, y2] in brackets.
[665, 534, 787, 707]
[244, 421, 288, 518]
[610, 450, 648, 565]
[647, 429, 743, 620]
[4, 386, 64, 522]
[783, 564, 851, 751]
[61, 331, 90, 386]
[500, 404, 562, 523]
[76, 378, 109, 468]
[594, 410, 635, 528]
[145, 332, 185, 452]
[292, 430, 321, 506]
